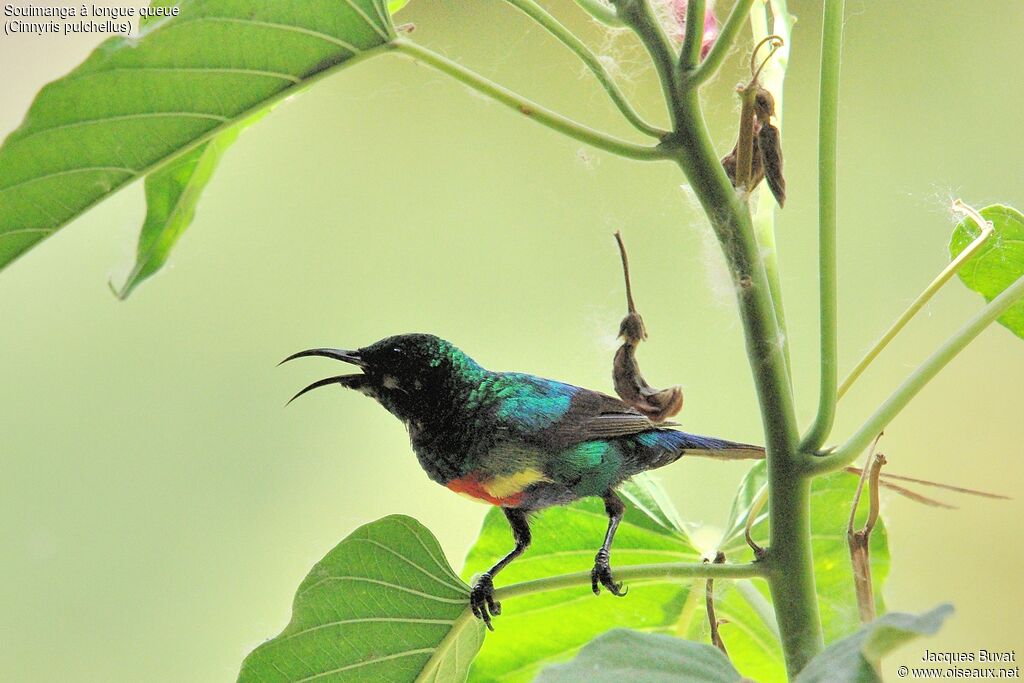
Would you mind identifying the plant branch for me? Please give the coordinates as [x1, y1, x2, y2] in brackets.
[810, 272, 1024, 474]
[493, 560, 765, 601]
[667, 84, 816, 675]
[612, 0, 681, 128]
[392, 40, 667, 161]
[679, 0, 707, 73]
[748, 0, 793, 384]
[501, 0, 666, 137]
[574, 0, 625, 26]
[837, 200, 995, 400]
[684, 0, 758, 88]
[800, 0, 845, 452]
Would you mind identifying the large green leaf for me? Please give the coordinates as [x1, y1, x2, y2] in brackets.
[534, 629, 743, 683]
[461, 475, 721, 682]
[950, 205, 1024, 339]
[238, 515, 484, 683]
[0, 0, 396, 272]
[795, 605, 954, 683]
[713, 462, 891, 681]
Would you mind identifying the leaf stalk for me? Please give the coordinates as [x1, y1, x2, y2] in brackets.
[809, 272, 1024, 474]
[837, 200, 995, 400]
[501, 0, 666, 137]
[392, 40, 667, 161]
[799, 0, 845, 453]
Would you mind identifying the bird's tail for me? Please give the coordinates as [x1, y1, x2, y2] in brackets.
[624, 429, 764, 473]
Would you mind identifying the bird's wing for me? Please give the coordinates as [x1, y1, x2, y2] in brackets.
[491, 374, 663, 447]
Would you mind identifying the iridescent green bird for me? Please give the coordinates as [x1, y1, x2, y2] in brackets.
[283, 333, 761, 629]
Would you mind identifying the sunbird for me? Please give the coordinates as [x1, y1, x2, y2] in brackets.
[283, 333, 761, 629]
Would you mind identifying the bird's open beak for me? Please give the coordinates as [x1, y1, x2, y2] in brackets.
[279, 348, 368, 404]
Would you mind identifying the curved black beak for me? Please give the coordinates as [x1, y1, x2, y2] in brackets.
[280, 347, 368, 405]
[279, 348, 366, 367]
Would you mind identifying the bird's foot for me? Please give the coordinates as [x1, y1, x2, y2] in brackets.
[591, 549, 627, 597]
[469, 573, 501, 631]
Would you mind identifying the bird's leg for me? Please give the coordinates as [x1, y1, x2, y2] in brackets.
[591, 490, 628, 597]
[470, 507, 531, 630]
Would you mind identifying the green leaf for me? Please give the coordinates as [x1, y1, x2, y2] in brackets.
[0, 0, 396, 273]
[715, 462, 891, 681]
[461, 475, 707, 682]
[795, 605, 954, 683]
[950, 204, 1024, 339]
[112, 122, 236, 299]
[238, 515, 484, 683]
[388, 0, 411, 13]
[534, 629, 743, 683]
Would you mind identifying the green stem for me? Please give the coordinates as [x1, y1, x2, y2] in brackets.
[838, 204, 995, 399]
[684, 0, 758, 88]
[669, 88, 820, 677]
[749, 0, 793, 383]
[809, 273, 1024, 475]
[618, 4, 819, 673]
[392, 40, 667, 161]
[678, 0, 706, 73]
[612, 0, 681, 128]
[799, 0, 845, 452]
[574, 0, 625, 26]
[501, 0, 665, 137]
[494, 560, 765, 601]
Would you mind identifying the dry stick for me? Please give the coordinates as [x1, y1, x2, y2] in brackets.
[864, 471, 1009, 500]
[611, 232, 684, 422]
[847, 435, 886, 623]
[734, 36, 783, 190]
[705, 551, 730, 657]
[614, 230, 640, 319]
[686, 447, 1004, 506]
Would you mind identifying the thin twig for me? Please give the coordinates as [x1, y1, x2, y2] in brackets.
[837, 199, 996, 399]
[847, 436, 886, 623]
[846, 433, 883, 531]
[706, 551, 730, 656]
[809, 271, 1024, 474]
[393, 40, 667, 161]
[614, 230, 638, 314]
[502, 0, 665, 137]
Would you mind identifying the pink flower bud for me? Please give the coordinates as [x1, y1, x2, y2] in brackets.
[672, 0, 720, 58]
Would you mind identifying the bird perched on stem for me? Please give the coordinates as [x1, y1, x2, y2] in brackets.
[282, 333, 761, 629]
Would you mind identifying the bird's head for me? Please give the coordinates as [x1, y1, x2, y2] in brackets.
[281, 333, 483, 422]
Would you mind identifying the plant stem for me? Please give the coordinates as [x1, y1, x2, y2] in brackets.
[749, 0, 793, 383]
[501, 0, 666, 137]
[618, 2, 820, 673]
[800, 0, 845, 453]
[837, 202, 995, 400]
[679, 0, 707, 73]
[392, 40, 667, 161]
[809, 272, 1024, 474]
[612, 0, 681, 128]
[493, 560, 765, 601]
[684, 0, 758, 88]
[668, 87, 819, 675]
[574, 0, 625, 27]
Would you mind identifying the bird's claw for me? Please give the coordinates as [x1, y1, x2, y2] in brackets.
[591, 550, 627, 597]
[469, 573, 500, 630]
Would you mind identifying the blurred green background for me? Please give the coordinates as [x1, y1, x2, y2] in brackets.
[2, 1, 1022, 680]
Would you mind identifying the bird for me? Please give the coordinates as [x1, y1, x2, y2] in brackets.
[282, 333, 762, 629]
